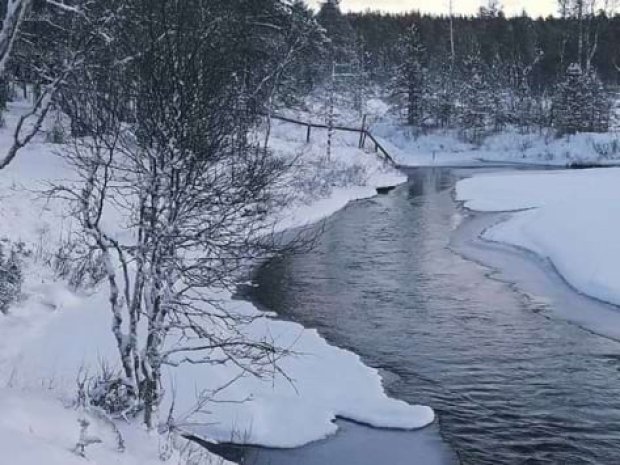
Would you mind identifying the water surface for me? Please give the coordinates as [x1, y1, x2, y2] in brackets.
[251, 168, 620, 464]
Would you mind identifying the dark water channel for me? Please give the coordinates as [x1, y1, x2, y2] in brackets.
[237, 167, 620, 464]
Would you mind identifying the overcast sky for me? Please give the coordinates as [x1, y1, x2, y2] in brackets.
[306, 0, 558, 18]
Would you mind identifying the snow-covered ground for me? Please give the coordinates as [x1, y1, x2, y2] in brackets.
[0, 387, 231, 465]
[0, 102, 437, 463]
[267, 116, 405, 232]
[286, 92, 620, 168]
[373, 117, 620, 167]
[456, 168, 620, 332]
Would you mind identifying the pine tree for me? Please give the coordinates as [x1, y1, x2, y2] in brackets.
[276, 1, 327, 104]
[487, 58, 510, 131]
[587, 70, 612, 132]
[424, 60, 458, 129]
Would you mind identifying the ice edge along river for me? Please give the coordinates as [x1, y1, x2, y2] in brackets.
[454, 168, 620, 343]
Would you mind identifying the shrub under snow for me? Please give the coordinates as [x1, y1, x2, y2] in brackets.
[0, 239, 24, 314]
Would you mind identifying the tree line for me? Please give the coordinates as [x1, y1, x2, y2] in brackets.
[348, 7, 620, 87]
[319, 0, 618, 140]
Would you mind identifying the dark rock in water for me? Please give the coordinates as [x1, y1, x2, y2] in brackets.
[568, 162, 610, 169]
[377, 185, 396, 195]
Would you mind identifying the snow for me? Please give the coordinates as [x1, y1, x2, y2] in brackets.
[266, 112, 406, 232]
[0, 100, 431, 463]
[373, 123, 476, 166]
[374, 118, 620, 167]
[456, 167, 620, 312]
[180, 298, 434, 447]
[7, 285, 433, 448]
[0, 388, 231, 465]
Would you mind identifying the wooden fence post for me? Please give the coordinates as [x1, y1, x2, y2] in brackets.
[306, 124, 311, 143]
[358, 114, 367, 149]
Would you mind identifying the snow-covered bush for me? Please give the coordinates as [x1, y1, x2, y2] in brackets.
[592, 139, 620, 159]
[47, 240, 106, 290]
[0, 239, 25, 314]
[84, 362, 136, 417]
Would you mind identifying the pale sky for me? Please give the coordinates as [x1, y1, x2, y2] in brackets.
[307, 0, 558, 18]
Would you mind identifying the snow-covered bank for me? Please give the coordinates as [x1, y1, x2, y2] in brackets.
[452, 208, 620, 341]
[11, 285, 433, 448]
[0, 101, 434, 463]
[0, 388, 231, 465]
[267, 116, 406, 232]
[456, 168, 620, 323]
[374, 121, 620, 167]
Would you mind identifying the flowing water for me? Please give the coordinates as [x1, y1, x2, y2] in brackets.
[246, 167, 620, 465]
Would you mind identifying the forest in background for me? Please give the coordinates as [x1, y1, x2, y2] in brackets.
[0, 0, 618, 147]
[314, 0, 620, 141]
[348, 5, 620, 86]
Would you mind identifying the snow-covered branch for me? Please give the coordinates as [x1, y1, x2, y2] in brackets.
[0, 0, 32, 78]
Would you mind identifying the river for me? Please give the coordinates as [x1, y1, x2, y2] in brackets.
[231, 167, 620, 464]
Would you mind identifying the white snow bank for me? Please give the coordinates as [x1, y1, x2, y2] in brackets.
[266, 114, 406, 232]
[168, 296, 434, 447]
[0, 388, 232, 465]
[374, 118, 620, 167]
[373, 122, 476, 167]
[10, 286, 433, 448]
[0, 100, 428, 456]
[456, 168, 620, 308]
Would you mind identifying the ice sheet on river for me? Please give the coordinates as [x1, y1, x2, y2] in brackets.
[456, 168, 620, 311]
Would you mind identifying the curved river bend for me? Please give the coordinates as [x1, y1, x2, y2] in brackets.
[245, 167, 620, 464]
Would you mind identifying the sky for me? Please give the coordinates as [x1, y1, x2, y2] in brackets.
[307, 0, 558, 18]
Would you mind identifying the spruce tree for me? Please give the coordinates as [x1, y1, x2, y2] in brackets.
[393, 24, 428, 126]
[587, 70, 612, 133]
[459, 56, 492, 143]
[553, 63, 611, 134]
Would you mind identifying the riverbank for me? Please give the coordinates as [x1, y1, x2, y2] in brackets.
[451, 205, 620, 341]
[0, 102, 441, 464]
[455, 168, 620, 339]
[373, 120, 620, 168]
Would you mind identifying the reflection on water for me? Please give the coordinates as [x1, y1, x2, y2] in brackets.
[251, 168, 620, 465]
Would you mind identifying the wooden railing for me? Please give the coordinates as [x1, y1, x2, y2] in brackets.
[265, 113, 396, 166]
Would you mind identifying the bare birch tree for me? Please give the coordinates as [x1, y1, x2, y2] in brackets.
[0, 0, 90, 170]
[52, 0, 318, 430]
